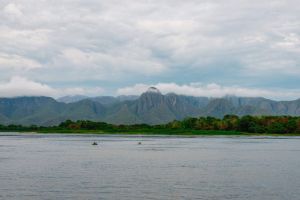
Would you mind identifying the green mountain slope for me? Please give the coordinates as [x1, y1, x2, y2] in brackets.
[1, 88, 300, 126]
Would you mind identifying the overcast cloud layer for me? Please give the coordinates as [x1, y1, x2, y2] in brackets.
[0, 0, 299, 99]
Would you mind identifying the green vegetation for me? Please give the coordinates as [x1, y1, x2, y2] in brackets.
[1, 115, 300, 135]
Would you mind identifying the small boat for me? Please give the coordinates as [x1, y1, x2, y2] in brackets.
[138, 142, 142, 145]
[92, 142, 98, 146]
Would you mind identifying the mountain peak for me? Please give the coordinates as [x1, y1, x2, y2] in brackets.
[146, 87, 161, 94]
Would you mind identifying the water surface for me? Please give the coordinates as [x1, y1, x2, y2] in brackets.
[1, 133, 300, 200]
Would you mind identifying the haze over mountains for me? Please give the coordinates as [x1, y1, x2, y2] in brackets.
[57, 95, 139, 104]
[0, 87, 300, 126]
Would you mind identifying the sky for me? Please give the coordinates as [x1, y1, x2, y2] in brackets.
[0, 0, 300, 100]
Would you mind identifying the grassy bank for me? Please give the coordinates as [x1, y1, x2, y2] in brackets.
[2, 129, 300, 136]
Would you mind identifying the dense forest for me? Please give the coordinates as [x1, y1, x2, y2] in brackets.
[1, 115, 300, 134]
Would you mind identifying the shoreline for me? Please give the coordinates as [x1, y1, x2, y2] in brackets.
[1, 131, 300, 137]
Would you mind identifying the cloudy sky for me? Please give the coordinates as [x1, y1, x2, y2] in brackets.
[0, 0, 299, 99]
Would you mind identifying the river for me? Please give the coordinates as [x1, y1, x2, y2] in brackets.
[1, 133, 300, 199]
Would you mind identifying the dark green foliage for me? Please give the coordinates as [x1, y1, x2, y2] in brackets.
[238, 115, 257, 132]
[182, 118, 198, 129]
[286, 119, 297, 133]
[267, 122, 286, 134]
[1, 115, 300, 134]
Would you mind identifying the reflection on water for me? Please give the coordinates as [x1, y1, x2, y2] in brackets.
[1, 133, 300, 200]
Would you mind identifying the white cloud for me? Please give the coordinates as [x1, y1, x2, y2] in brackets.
[0, 0, 299, 92]
[137, 20, 197, 35]
[0, 76, 104, 98]
[0, 76, 56, 97]
[117, 83, 300, 100]
[0, 28, 51, 51]
[58, 47, 166, 76]
[274, 33, 300, 52]
[1, 76, 299, 100]
[0, 53, 41, 70]
[3, 3, 23, 17]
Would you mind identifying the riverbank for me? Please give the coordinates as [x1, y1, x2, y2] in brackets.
[2, 129, 300, 137]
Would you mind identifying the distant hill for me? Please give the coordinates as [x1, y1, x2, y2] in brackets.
[1, 87, 300, 126]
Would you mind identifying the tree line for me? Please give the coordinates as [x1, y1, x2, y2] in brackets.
[1, 115, 300, 134]
[168, 115, 300, 134]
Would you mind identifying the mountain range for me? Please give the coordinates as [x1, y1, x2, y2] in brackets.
[1, 87, 300, 126]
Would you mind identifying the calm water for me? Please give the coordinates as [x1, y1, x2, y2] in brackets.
[1, 134, 300, 200]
